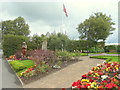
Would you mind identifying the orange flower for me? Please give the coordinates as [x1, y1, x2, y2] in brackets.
[114, 79, 117, 82]
[98, 86, 103, 88]
[94, 80, 96, 82]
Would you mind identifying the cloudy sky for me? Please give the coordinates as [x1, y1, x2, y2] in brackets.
[0, 0, 119, 43]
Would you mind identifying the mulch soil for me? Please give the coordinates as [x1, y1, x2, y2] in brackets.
[20, 58, 83, 85]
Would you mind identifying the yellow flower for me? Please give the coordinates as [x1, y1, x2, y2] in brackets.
[81, 79, 89, 83]
[20, 73, 23, 75]
[34, 65, 36, 66]
[87, 80, 89, 83]
[93, 75, 96, 77]
[106, 68, 108, 71]
[95, 73, 99, 77]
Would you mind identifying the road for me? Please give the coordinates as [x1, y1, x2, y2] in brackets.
[0, 49, 22, 89]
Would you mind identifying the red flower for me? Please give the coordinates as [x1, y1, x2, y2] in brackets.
[72, 82, 78, 87]
[76, 80, 81, 85]
[62, 88, 66, 90]
[113, 73, 117, 76]
[82, 74, 87, 79]
[29, 68, 32, 71]
[76, 85, 82, 88]
[26, 70, 29, 73]
[89, 79, 93, 82]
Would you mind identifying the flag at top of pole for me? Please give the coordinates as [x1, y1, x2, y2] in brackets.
[63, 4, 68, 17]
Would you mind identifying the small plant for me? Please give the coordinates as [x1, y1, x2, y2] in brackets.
[57, 61, 62, 66]
[55, 50, 72, 61]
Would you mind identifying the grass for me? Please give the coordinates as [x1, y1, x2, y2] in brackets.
[80, 53, 102, 56]
[9, 60, 35, 76]
[81, 53, 88, 56]
[90, 56, 120, 63]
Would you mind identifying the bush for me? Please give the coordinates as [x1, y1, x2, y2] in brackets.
[89, 47, 104, 53]
[29, 49, 55, 66]
[2, 34, 29, 57]
[9, 61, 25, 72]
[105, 45, 118, 52]
[55, 50, 72, 61]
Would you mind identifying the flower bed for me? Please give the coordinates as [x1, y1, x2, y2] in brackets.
[8, 50, 81, 84]
[72, 61, 120, 89]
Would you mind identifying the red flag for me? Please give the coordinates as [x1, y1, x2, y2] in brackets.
[63, 4, 68, 17]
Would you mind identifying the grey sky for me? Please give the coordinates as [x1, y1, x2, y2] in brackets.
[0, 0, 119, 43]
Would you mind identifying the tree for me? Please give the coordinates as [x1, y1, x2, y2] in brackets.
[77, 12, 115, 42]
[47, 32, 70, 51]
[1, 16, 30, 37]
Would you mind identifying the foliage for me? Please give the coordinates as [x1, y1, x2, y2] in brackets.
[47, 32, 70, 51]
[70, 52, 81, 57]
[57, 61, 62, 66]
[105, 45, 119, 53]
[67, 40, 105, 52]
[72, 62, 120, 89]
[29, 49, 55, 66]
[8, 55, 16, 60]
[15, 51, 22, 59]
[2, 34, 29, 57]
[90, 56, 119, 63]
[19, 65, 36, 78]
[77, 12, 115, 42]
[27, 34, 46, 50]
[9, 60, 35, 72]
[80, 53, 88, 56]
[36, 61, 50, 73]
[1, 16, 30, 37]
[55, 50, 72, 61]
[89, 47, 104, 53]
[9, 61, 25, 72]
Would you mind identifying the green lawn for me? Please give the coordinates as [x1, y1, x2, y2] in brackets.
[80, 53, 102, 56]
[90, 56, 120, 63]
[9, 60, 35, 76]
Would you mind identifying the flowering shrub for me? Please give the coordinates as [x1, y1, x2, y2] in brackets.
[72, 62, 120, 89]
[8, 55, 16, 60]
[19, 65, 36, 79]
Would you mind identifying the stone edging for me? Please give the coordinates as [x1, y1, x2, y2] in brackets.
[6, 60, 24, 86]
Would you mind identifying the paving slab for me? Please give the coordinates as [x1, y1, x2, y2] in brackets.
[1, 50, 22, 88]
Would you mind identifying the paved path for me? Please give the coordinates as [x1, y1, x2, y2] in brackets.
[89, 53, 120, 56]
[1, 50, 22, 88]
[24, 56, 105, 88]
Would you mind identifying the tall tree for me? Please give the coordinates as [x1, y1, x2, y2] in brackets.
[2, 16, 30, 37]
[77, 12, 115, 42]
[47, 32, 70, 51]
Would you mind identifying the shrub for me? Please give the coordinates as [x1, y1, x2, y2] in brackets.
[2, 34, 29, 57]
[89, 47, 104, 53]
[55, 50, 72, 61]
[9, 61, 25, 72]
[29, 49, 56, 66]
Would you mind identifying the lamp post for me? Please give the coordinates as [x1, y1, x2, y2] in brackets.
[86, 27, 89, 56]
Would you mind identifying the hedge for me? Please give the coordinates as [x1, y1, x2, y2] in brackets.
[2, 34, 29, 57]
